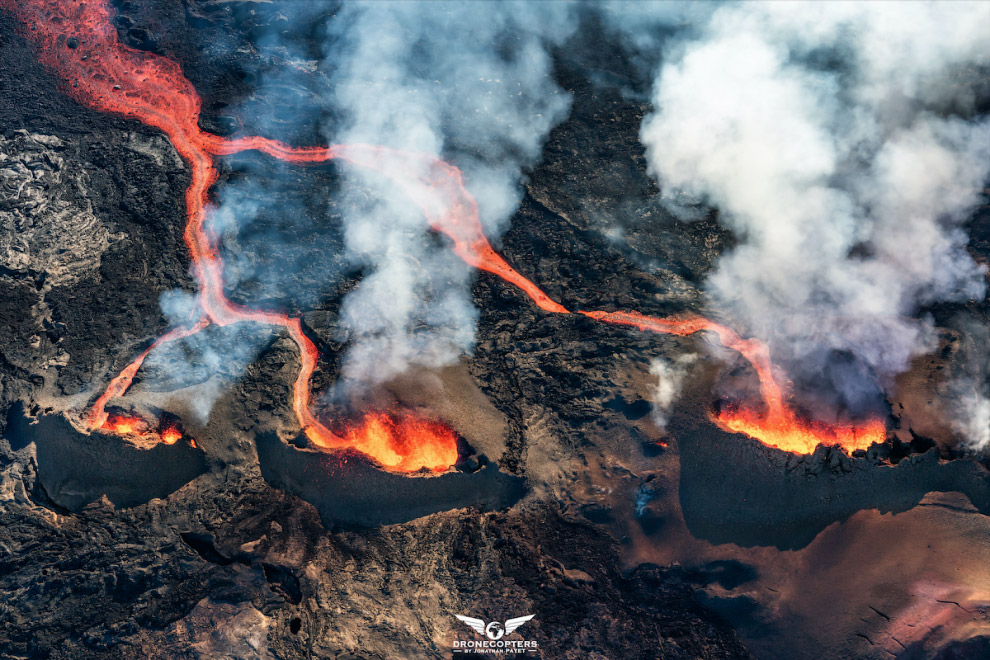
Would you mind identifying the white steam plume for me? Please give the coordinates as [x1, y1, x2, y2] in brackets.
[322, 1, 577, 393]
[141, 290, 272, 425]
[153, 1, 577, 413]
[638, 1, 990, 443]
[947, 318, 990, 454]
[954, 390, 990, 454]
[649, 354, 698, 431]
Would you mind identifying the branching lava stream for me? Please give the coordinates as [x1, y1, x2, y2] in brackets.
[3, 0, 885, 468]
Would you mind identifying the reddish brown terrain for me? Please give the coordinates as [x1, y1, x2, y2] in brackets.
[0, 2, 987, 659]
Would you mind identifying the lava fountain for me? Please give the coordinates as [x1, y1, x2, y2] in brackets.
[2, 0, 886, 463]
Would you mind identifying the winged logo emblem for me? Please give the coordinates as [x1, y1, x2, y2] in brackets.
[455, 614, 535, 641]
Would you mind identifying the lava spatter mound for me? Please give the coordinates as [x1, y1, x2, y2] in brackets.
[6, 407, 207, 511]
[256, 431, 526, 528]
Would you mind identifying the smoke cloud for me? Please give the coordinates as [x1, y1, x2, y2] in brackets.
[321, 1, 576, 394]
[946, 317, 990, 453]
[145, 1, 989, 450]
[649, 354, 698, 431]
[152, 1, 577, 416]
[637, 1, 990, 445]
[144, 290, 272, 425]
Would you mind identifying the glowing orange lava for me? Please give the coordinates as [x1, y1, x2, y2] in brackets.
[717, 407, 886, 455]
[337, 413, 458, 473]
[160, 427, 182, 446]
[578, 310, 883, 453]
[3, 0, 886, 461]
[103, 415, 145, 436]
[85, 319, 209, 430]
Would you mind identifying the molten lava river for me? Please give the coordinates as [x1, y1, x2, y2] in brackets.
[4, 0, 885, 470]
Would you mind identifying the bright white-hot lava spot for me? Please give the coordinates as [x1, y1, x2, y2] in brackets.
[6, 0, 887, 472]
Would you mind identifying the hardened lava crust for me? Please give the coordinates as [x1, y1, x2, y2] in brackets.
[0, 3, 988, 660]
[0, 8, 755, 659]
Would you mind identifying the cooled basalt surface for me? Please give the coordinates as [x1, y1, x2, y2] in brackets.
[677, 420, 990, 550]
[0, 3, 987, 659]
[7, 407, 207, 511]
[256, 431, 527, 527]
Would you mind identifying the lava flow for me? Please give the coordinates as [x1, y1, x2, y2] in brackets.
[159, 426, 182, 446]
[4, 0, 885, 464]
[100, 414, 187, 448]
[342, 413, 459, 473]
[103, 414, 145, 436]
[578, 310, 886, 453]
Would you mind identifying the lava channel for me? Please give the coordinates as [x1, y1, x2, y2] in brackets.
[3, 0, 885, 463]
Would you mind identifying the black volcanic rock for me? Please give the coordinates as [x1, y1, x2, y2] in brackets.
[673, 399, 990, 550]
[0, 14, 193, 407]
[0, 3, 986, 659]
[256, 431, 526, 527]
[7, 407, 207, 511]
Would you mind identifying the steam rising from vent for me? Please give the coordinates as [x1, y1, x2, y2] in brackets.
[649, 354, 698, 431]
[160, 1, 578, 405]
[323, 1, 576, 394]
[148, 290, 271, 425]
[639, 1, 990, 444]
[7, 0, 905, 458]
